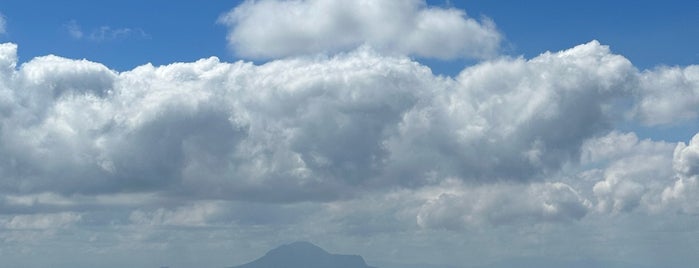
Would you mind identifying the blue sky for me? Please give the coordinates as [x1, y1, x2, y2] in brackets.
[0, 0, 233, 70]
[458, 0, 699, 68]
[1, 1, 699, 268]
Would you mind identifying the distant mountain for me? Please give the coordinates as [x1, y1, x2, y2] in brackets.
[374, 261, 461, 268]
[231, 241, 376, 268]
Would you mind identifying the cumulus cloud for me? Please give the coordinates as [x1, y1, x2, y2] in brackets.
[382, 41, 637, 186]
[633, 65, 699, 125]
[661, 133, 699, 213]
[673, 134, 699, 178]
[0, 43, 16, 76]
[1, 37, 699, 268]
[580, 132, 676, 214]
[0, 41, 641, 203]
[218, 0, 501, 60]
[0, 39, 698, 238]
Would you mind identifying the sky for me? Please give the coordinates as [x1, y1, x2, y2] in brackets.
[0, 1, 698, 268]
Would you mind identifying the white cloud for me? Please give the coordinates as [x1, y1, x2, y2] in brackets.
[580, 132, 676, 214]
[0, 40, 697, 240]
[661, 133, 699, 213]
[381, 41, 635, 185]
[0, 41, 640, 203]
[0, 39, 698, 267]
[673, 133, 699, 178]
[0, 43, 16, 75]
[633, 65, 699, 125]
[218, 0, 501, 60]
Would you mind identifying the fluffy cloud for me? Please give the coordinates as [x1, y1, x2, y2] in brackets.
[661, 133, 699, 213]
[580, 132, 676, 214]
[218, 0, 501, 60]
[0, 45, 432, 201]
[0, 40, 697, 239]
[0, 41, 638, 203]
[382, 41, 635, 186]
[370, 130, 696, 230]
[0, 39, 698, 268]
[633, 65, 699, 125]
[673, 133, 699, 178]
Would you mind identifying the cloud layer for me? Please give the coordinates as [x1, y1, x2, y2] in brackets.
[0, 41, 640, 201]
[1, 39, 697, 213]
[219, 0, 501, 60]
[0, 40, 698, 267]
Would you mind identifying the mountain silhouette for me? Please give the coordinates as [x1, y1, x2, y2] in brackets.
[231, 241, 376, 268]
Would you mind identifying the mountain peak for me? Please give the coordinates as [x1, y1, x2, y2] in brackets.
[232, 241, 375, 268]
[266, 241, 328, 257]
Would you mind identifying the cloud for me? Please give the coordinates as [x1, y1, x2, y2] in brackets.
[0, 43, 16, 73]
[633, 65, 699, 125]
[580, 131, 676, 214]
[0, 39, 698, 241]
[661, 133, 699, 213]
[0, 40, 698, 268]
[312, 178, 593, 234]
[64, 20, 83, 39]
[218, 0, 501, 60]
[3, 1, 699, 265]
[673, 134, 699, 179]
[381, 41, 638, 186]
[63, 20, 148, 41]
[0, 41, 640, 203]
